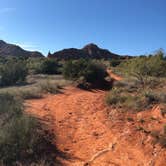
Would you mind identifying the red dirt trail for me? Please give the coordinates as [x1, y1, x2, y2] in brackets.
[106, 70, 122, 81]
[26, 73, 166, 166]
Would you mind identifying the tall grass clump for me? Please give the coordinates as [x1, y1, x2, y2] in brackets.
[0, 93, 56, 165]
[40, 81, 61, 94]
[106, 88, 126, 105]
[0, 59, 28, 86]
[106, 87, 166, 112]
[106, 88, 151, 112]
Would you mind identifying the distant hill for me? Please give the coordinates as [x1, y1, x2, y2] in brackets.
[48, 43, 127, 60]
[0, 40, 44, 58]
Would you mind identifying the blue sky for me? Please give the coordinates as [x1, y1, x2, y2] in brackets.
[0, 0, 166, 56]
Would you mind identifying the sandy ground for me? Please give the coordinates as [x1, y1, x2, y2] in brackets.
[25, 73, 166, 166]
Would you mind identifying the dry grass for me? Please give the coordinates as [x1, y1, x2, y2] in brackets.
[39, 81, 61, 94]
[0, 74, 72, 99]
[106, 76, 166, 112]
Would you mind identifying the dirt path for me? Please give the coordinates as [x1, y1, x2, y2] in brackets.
[107, 70, 122, 81]
[26, 86, 166, 166]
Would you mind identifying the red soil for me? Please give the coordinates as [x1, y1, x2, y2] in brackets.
[26, 86, 166, 166]
[25, 72, 166, 165]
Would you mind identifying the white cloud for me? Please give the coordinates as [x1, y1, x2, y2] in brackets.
[0, 8, 16, 13]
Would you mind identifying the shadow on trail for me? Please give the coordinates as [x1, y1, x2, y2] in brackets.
[76, 79, 114, 91]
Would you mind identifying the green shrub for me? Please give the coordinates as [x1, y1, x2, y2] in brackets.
[40, 59, 60, 75]
[26, 58, 45, 74]
[0, 93, 56, 165]
[63, 59, 107, 84]
[26, 58, 61, 75]
[118, 53, 166, 88]
[0, 60, 28, 86]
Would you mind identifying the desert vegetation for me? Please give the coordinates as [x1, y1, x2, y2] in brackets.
[107, 51, 166, 113]
[26, 58, 62, 75]
[0, 57, 71, 165]
[116, 50, 166, 88]
[0, 58, 28, 86]
[0, 93, 57, 165]
[106, 50, 166, 148]
[63, 59, 108, 89]
[0, 48, 166, 165]
[1, 0, 166, 164]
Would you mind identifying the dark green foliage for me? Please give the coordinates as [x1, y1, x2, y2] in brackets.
[63, 59, 107, 84]
[26, 58, 61, 75]
[39, 59, 60, 74]
[0, 59, 28, 86]
[0, 93, 56, 165]
[110, 59, 122, 67]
